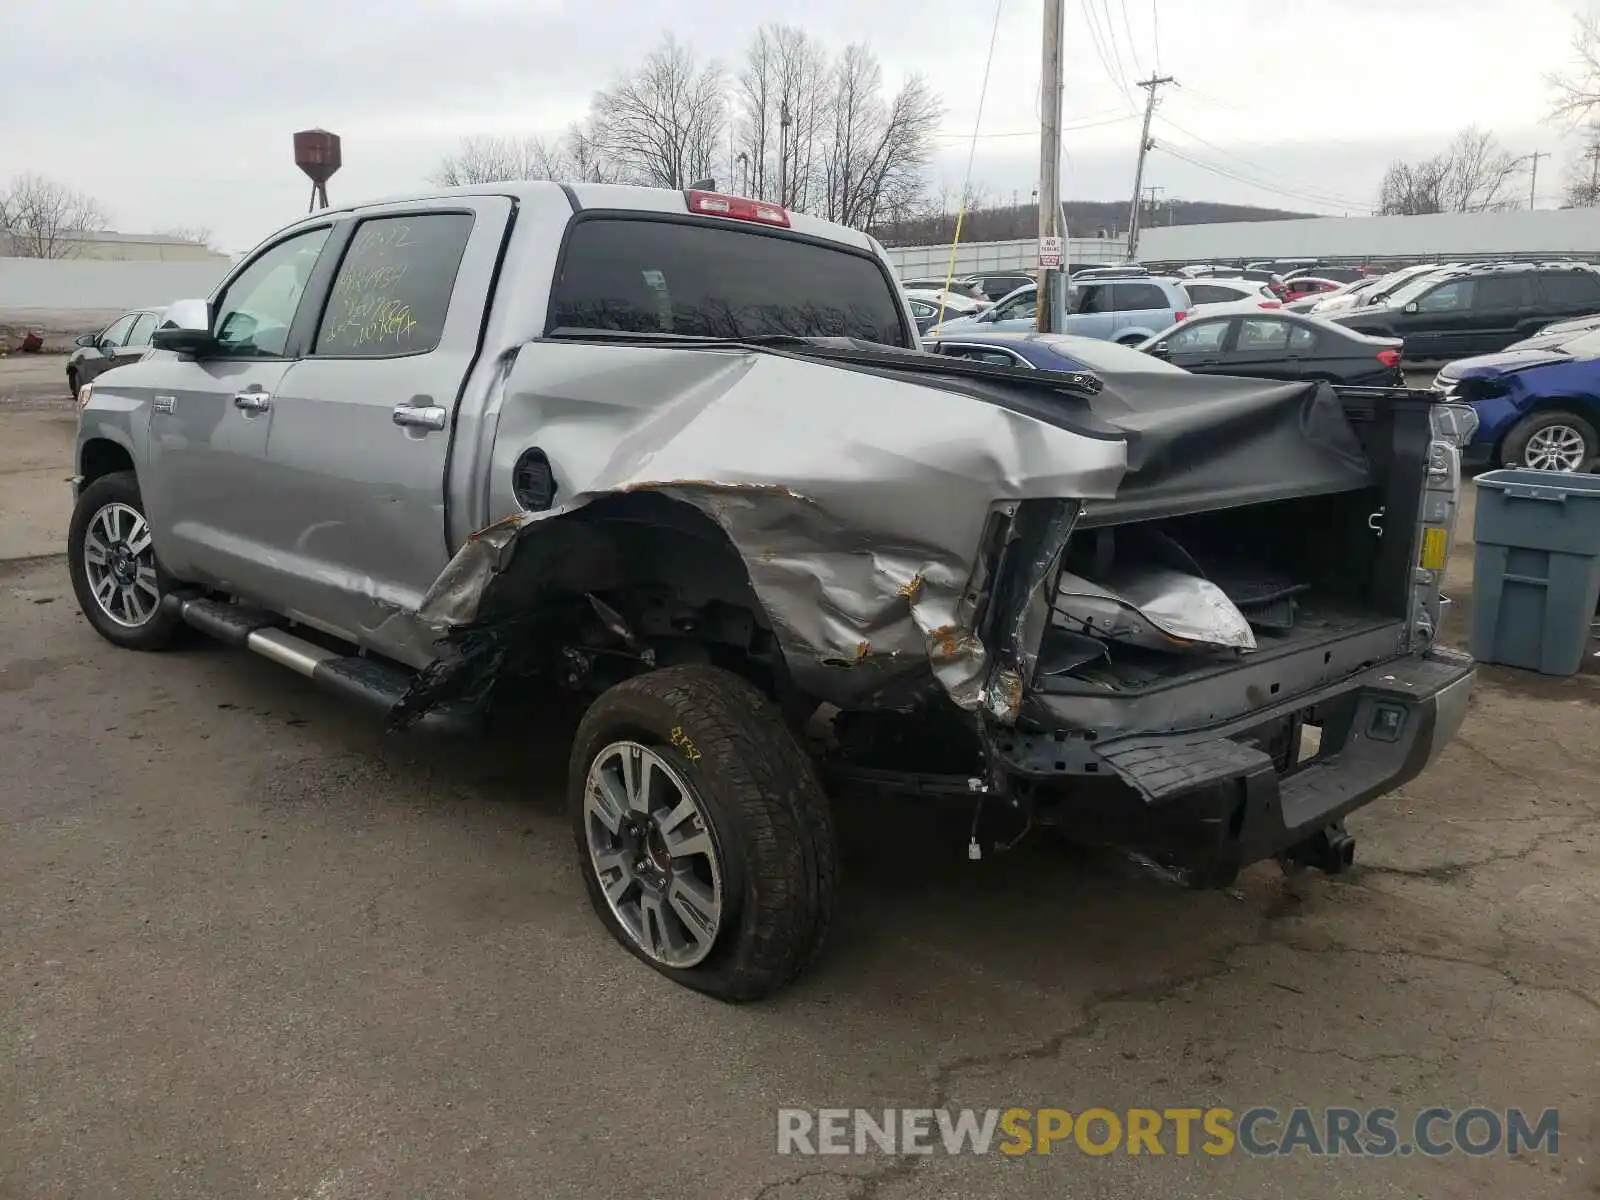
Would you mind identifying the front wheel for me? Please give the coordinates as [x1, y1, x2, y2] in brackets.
[1501, 409, 1597, 473]
[67, 471, 184, 650]
[568, 665, 838, 1002]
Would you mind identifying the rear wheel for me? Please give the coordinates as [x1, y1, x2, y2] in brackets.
[65, 366, 79, 401]
[1501, 409, 1597, 473]
[569, 665, 837, 1002]
[67, 471, 184, 650]
[1115, 333, 1147, 346]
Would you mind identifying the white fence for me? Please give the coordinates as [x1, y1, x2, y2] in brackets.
[884, 236, 1126, 279]
[0, 257, 230, 315]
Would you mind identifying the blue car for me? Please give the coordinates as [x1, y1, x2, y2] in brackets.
[921, 329, 1189, 376]
[1434, 325, 1600, 473]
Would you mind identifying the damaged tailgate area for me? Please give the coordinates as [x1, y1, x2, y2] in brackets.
[395, 342, 1415, 728]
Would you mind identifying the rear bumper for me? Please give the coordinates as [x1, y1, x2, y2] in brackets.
[998, 648, 1476, 876]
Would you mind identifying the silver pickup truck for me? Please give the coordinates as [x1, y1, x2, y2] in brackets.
[70, 182, 1476, 1000]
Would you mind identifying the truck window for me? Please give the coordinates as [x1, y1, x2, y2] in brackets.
[213, 226, 331, 358]
[315, 213, 475, 357]
[547, 218, 908, 346]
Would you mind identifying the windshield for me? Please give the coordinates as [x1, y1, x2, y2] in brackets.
[1047, 336, 1187, 374]
[1561, 328, 1600, 356]
[1383, 271, 1459, 308]
[548, 218, 910, 346]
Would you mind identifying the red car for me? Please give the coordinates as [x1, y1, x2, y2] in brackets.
[1281, 276, 1344, 302]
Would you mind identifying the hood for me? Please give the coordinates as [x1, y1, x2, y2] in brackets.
[1439, 348, 1571, 382]
[927, 313, 985, 333]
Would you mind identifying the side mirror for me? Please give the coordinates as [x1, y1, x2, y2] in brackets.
[1403, 301, 1420, 315]
[74, 333, 98, 350]
[150, 298, 215, 355]
[1148, 341, 1171, 359]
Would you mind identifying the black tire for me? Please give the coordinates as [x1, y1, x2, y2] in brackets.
[1500, 408, 1598, 473]
[1115, 333, 1147, 346]
[67, 470, 185, 651]
[65, 366, 79, 401]
[568, 665, 838, 1002]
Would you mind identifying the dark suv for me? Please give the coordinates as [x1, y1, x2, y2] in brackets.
[1330, 263, 1600, 360]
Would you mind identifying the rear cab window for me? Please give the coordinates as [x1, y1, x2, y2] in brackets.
[548, 218, 911, 348]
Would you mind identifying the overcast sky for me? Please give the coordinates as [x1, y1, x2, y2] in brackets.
[5, 0, 1590, 251]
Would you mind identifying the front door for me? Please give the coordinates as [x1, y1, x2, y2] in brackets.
[261, 199, 509, 659]
[140, 224, 335, 598]
[1160, 317, 1234, 373]
[1401, 277, 1476, 360]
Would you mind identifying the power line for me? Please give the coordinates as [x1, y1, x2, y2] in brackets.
[930, 112, 1139, 140]
[1099, 0, 1136, 92]
[1153, 113, 1371, 209]
[1157, 143, 1370, 213]
[1079, 0, 1135, 107]
[1117, 0, 1144, 78]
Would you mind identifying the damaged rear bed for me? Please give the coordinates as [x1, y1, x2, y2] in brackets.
[397, 339, 1474, 880]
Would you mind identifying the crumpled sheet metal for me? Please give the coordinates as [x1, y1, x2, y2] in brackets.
[1052, 564, 1258, 653]
[416, 342, 1131, 711]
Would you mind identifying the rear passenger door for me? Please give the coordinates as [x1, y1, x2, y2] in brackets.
[1463, 274, 1533, 355]
[260, 198, 511, 659]
[1228, 317, 1309, 380]
[1107, 281, 1176, 339]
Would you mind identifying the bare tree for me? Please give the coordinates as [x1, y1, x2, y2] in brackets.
[1549, 13, 1600, 124]
[734, 26, 833, 207]
[820, 46, 941, 234]
[0, 173, 110, 258]
[561, 122, 618, 184]
[1378, 127, 1524, 215]
[433, 135, 564, 186]
[1563, 122, 1600, 206]
[590, 37, 726, 189]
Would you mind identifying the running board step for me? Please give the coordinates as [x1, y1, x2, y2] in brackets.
[169, 596, 477, 735]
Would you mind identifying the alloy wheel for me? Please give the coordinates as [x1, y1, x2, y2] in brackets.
[583, 741, 725, 969]
[1523, 425, 1587, 472]
[82, 501, 160, 627]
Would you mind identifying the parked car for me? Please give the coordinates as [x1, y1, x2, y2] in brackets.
[1180, 278, 1283, 313]
[69, 181, 1473, 999]
[905, 294, 978, 334]
[1071, 264, 1150, 280]
[1304, 265, 1458, 316]
[1507, 312, 1600, 349]
[1284, 266, 1369, 285]
[1432, 324, 1600, 471]
[967, 272, 1035, 299]
[904, 287, 985, 318]
[902, 277, 989, 303]
[935, 276, 1188, 343]
[1331, 262, 1600, 360]
[1142, 311, 1405, 385]
[66, 308, 164, 397]
[1281, 277, 1344, 302]
[922, 329, 1190, 375]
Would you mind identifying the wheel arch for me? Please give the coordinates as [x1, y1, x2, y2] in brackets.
[78, 437, 136, 488]
[1493, 394, 1600, 462]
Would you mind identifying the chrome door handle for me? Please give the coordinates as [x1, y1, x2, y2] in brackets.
[392, 404, 447, 431]
[233, 391, 272, 412]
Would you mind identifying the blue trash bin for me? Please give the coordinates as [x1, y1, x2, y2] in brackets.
[1471, 469, 1600, 675]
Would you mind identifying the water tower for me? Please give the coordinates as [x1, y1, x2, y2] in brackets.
[293, 129, 342, 212]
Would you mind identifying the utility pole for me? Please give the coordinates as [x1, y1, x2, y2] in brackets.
[1524, 150, 1547, 210]
[1036, 0, 1065, 332]
[1124, 74, 1175, 261]
[1142, 185, 1164, 227]
[1588, 142, 1600, 205]
[777, 100, 792, 208]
